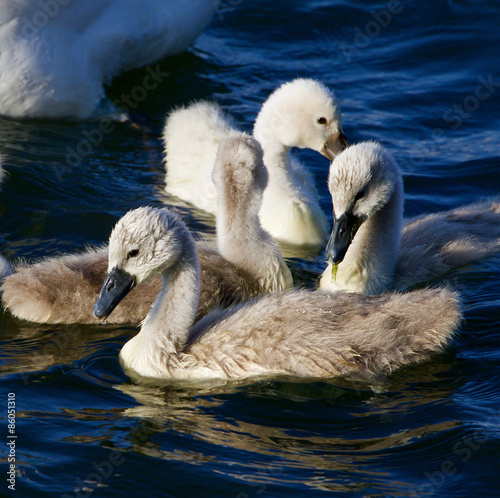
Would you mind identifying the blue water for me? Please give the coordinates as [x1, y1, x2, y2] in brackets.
[1, 1, 500, 496]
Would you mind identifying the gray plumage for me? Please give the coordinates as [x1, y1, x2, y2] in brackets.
[0, 246, 262, 324]
[213, 137, 293, 292]
[95, 206, 461, 381]
[1, 138, 291, 324]
[396, 199, 500, 289]
[1, 247, 153, 324]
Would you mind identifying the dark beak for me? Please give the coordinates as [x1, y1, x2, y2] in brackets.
[325, 212, 361, 264]
[93, 267, 135, 320]
[321, 131, 349, 161]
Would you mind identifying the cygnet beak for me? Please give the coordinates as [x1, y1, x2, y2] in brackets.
[321, 131, 349, 161]
[325, 212, 361, 264]
[93, 267, 135, 320]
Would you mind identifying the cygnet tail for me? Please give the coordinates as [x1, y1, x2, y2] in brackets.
[163, 101, 241, 213]
[398, 199, 500, 288]
[164, 101, 237, 159]
[438, 199, 500, 265]
[359, 288, 461, 374]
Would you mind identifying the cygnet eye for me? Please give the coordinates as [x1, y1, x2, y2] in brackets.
[317, 117, 328, 125]
[354, 189, 366, 203]
[127, 249, 139, 259]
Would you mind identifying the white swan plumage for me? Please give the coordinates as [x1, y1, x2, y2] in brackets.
[1, 137, 292, 323]
[0, 0, 214, 119]
[163, 78, 349, 247]
[92, 206, 460, 381]
[320, 141, 500, 294]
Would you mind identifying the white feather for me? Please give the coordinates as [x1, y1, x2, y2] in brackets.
[164, 79, 347, 247]
[0, 0, 214, 119]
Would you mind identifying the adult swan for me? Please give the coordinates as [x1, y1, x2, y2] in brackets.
[0, 1, 214, 119]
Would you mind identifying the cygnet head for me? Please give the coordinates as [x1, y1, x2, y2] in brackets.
[212, 136, 268, 207]
[326, 142, 402, 263]
[93, 207, 190, 319]
[253, 78, 348, 159]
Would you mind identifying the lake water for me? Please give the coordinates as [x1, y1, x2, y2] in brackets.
[1, 1, 500, 496]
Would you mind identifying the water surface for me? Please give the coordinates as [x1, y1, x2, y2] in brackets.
[1, 1, 499, 496]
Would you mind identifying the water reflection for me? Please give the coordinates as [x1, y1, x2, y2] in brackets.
[0, 314, 130, 379]
[109, 379, 463, 494]
[1, 304, 492, 496]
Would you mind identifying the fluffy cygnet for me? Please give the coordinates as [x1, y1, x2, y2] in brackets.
[320, 142, 500, 294]
[2, 138, 292, 324]
[93, 206, 461, 381]
[164, 78, 348, 247]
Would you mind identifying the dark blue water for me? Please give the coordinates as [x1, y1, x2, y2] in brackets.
[1, 1, 500, 496]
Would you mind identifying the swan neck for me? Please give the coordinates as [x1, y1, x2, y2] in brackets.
[145, 255, 200, 351]
[253, 110, 291, 171]
[216, 159, 263, 248]
[217, 190, 276, 278]
[217, 199, 261, 257]
[259, 141, 290, 171]
[120, 239, 200, 377]
[253, 113, 300, 210]
[334, 183, 404, 294]
[216, 181, 292, 292]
